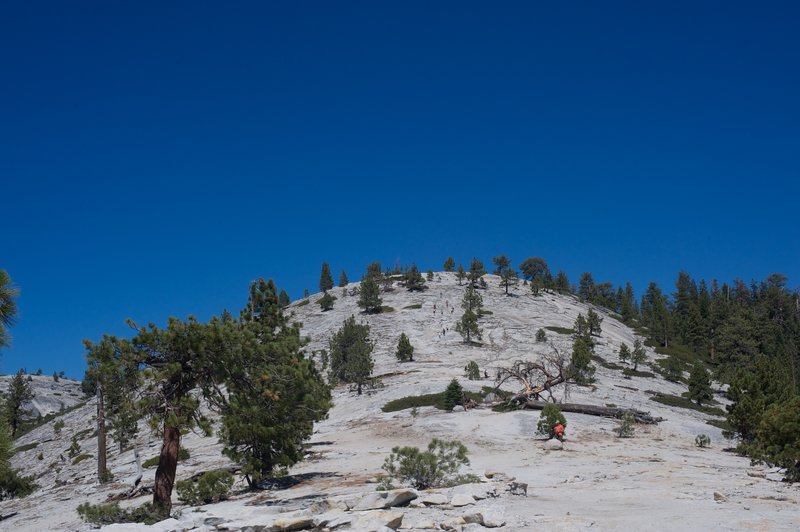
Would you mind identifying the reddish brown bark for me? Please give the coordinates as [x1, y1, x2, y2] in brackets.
[153, 425, 181, 512]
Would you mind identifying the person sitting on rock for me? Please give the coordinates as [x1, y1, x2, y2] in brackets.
[554, 422, 565, 441]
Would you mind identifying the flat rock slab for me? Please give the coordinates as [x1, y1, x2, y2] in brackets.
[453, 483, 497, 500]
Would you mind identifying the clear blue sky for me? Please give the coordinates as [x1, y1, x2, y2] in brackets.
[2, 1, 798, 379]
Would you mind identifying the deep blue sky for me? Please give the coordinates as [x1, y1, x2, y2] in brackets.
[2, 1, 799, 379]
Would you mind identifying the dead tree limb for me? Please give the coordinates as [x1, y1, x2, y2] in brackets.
[521, 400, 663, 424]
[495, 344, 571, 404]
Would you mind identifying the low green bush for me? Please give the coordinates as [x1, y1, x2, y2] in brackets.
[615, 412, 635, 438]
[72, 453, 92, 465]
[695, 434, 711, 448]
[403, 304, 422, 310]
[176, 470, 234, 506]
[76, 502, 164, 525]
[649, 394, 726, 416]
[544, 326, 574, 335]
[12, 442, 38, 455]
[380, 438, 473, 490]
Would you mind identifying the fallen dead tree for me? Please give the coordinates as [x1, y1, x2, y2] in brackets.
[520, 399, 663, 424]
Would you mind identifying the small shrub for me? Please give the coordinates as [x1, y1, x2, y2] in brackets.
[536, 328, 546, 342]
[615, 412, 635, 438]
[695, 434, 711, 448]
[381, 438, 472, 490]
[67, 437, 80, 458]
[410, 407, 419, 418]
[464, 361, 480, 380]
[545, 326, 574, 335]
[403, 304, 422, 310]
[53, 419, 65, 436]
[536, 404, 567, 439]
[176, 470, 234, 506]
[36, 452, 44, 461]
[99, 469, 114, 483]
[295, 299, 310, 307]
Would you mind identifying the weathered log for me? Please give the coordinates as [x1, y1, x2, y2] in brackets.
[521, 399, 663, 424]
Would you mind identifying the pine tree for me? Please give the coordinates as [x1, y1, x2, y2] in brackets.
[0, 269, 19, 349]
[358, 276, 383, 314]
[461, 283, 483, 313]
[0, 408, 37, 500]
[641, 282, 671, 347]
[536, 328, 547, 342]
[618, 343, 631, 364]
[278, 290, 290, 308]
[631, 338, 647, 371]
[6, 369, 33, 437]
[329, 315, 374, 395]
[569, 336, 595, 384]
[687, 362, 713, 405]
[519, 257, 550, 295]
[751, 396, 800, 481]
[456, 264, 466, 285]
[456, 309, 481, 344]
[319, 262, 334, 293]
[443, 257, 455, 272]
[578, 272, 596, 302]
[464, 361, 480, 380]
[443, 379, 464, 410]
[493, 255, 518, 295]
[222, 279, 331, 488]
[467, 257, 486, 287]
[662, 355, 683, 382]
[339, 270, 349, 287]
[725, 357, 792, 444]
[586, 309, 603, 336]
[554, 270, 570, 294]
[573, 314, 590, 340]
[405, 263, 426, 292]
[396, 333, 414, 362]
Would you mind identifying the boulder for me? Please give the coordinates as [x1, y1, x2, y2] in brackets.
[353, 510, 404, 531]
[353, 488, 418, 510]
[452, 405, 466, 412]
[420, 492, 448, 506]
[479, 507, 507, 528]
[713, 491, 727, 502]
[312, 510, 352, 529]
[450, 493, 476, 507]
[747, 470, 767, 478]
[270, 515, 315, 531]
[484, 393, 499, 403]
[544, 438, 563, 450]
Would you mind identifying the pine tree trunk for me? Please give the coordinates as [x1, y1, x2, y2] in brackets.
[153, 425, 180, 512]
[97, 382, 107, 481]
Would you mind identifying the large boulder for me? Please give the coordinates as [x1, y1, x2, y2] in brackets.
[453, 483, 497, 500]
[353, 488, 418, 510]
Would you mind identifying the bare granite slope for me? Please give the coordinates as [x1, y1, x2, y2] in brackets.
[2, 272, 798, 531]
